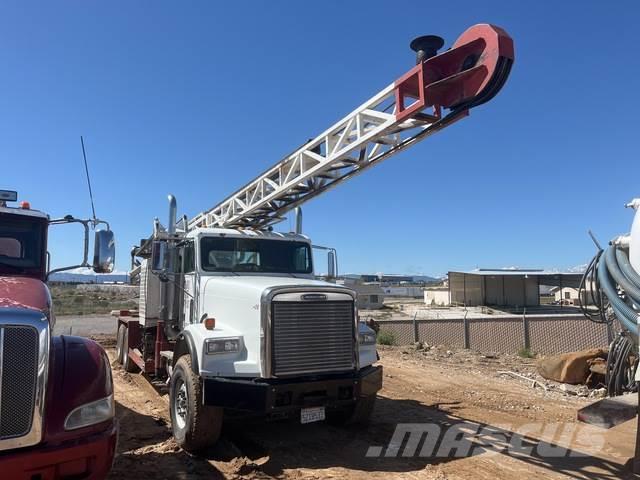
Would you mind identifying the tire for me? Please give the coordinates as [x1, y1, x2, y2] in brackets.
[170, 355, 223, 453]
[122, 327, 139, 373]
[327, 395, 376, 427]
[115, 324, 125, 365]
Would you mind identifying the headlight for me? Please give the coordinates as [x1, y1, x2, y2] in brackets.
[359, 332, 377, 345]
[64, 394, 114, 430]
[205, 337, 241, 354]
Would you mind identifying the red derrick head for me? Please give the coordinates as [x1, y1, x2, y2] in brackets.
[395, 24, 515, 123]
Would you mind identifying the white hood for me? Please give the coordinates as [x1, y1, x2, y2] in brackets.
[195, 275, 353, 378]
[203, 275, 343, 300]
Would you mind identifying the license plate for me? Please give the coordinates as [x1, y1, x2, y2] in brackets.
[300, 406, 325, 424]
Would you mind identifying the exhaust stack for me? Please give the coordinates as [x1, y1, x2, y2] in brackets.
[168, 195, 177, 234]
[294, 207, 303, 234]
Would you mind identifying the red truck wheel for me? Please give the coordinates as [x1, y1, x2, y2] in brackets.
[122, 327, 139, 373]
[116, 324, 125, 365]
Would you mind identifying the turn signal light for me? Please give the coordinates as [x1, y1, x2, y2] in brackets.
[204, 318, 216, 330]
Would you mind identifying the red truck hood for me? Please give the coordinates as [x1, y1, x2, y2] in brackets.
[0, 276, 51, 312]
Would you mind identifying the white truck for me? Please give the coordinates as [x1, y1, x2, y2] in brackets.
[114, 23, 515, 452]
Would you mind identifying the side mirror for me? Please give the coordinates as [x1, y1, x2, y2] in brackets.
[93, 229, 116, 273]
[327, 250, 336, 279]
[151, 240, 169, 274]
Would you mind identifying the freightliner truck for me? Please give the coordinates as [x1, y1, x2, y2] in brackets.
[114, 24, 515, 452]
[0, 189, 117, 479]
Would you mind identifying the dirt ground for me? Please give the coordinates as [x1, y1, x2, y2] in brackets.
[103, 339, 639, 480]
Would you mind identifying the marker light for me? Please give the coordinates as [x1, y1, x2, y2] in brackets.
[20, 201, 30, 209]
[204, 318, 216, 330]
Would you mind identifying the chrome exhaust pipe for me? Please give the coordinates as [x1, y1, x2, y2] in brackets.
[168, 195, 177, 234]
[294, 207, 303, 234]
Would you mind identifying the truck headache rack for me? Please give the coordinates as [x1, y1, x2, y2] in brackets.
[189, 24, 514, 231]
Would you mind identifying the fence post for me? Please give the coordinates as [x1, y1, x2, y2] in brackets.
[522, 307, 531, 350]
[463, 310, 470, 349]
[413, 312, 419, 343]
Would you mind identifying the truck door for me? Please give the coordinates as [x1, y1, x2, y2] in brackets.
[179, 241, 197, 326]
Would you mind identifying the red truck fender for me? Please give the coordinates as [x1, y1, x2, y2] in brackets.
[42, 335, 115, 444]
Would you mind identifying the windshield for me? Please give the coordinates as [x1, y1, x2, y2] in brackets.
[200, 237, 312, 274]
[0, 213, 46, 274]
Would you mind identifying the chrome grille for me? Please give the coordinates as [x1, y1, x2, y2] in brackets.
[0, 325, 39, 439]
[272, 300, 355, 376]
[0, 308, 48, 452]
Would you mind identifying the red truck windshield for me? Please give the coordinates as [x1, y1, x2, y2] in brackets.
[200, 237, 312, 274]
[0, 213, 46, 276]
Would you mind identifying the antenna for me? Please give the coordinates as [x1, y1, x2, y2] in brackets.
[80, 136, 98, 226]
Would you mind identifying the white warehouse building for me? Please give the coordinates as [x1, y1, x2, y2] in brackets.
[447, 269, 583, 307]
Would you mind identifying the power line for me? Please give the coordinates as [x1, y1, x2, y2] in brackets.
[80, 135, 97, 223]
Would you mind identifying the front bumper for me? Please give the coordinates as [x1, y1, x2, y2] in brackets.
[203, 365, 383, 413]
[0, 421, 117, 480]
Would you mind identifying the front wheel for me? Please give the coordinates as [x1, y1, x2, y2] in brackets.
[170, 355, 223, 452]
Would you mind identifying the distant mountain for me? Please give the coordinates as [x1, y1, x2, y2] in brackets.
[410, 275, 439, 283]
[49, 267, 129, 284]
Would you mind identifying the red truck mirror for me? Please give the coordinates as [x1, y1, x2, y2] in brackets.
[93, 229, 115, 274]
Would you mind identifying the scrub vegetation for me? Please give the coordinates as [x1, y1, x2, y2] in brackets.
[50, 284, 138, 316]
[377, 330, 396, 346]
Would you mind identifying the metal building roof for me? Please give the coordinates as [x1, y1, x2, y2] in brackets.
[451, 268, 577, 276]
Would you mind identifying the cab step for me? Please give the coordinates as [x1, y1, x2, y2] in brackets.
[160, 351, 174, 381]
[160, 350, 174, 361]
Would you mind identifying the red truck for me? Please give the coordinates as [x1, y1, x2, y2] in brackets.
[0, 189, 117, 479]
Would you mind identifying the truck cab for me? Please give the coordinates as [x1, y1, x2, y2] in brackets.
[116, 201, 381, 452]
[0, 190, 117, 479]
[178, 228, 379, 377]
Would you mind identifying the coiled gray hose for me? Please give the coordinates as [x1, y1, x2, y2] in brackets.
[616, 248, 640, 294]
[588, 245, 640, 396]
[606, 247, 640, 305]
[597, 246, 639, 340]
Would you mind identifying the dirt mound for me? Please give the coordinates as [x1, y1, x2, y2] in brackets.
[537, 348, 607, 384]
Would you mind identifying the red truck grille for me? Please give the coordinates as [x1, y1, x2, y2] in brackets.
[0, 325, 39, 439]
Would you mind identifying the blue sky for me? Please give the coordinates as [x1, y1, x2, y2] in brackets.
[2, 1, 639, 276]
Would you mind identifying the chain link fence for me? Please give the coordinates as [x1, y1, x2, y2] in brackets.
[375, 313, 613, 355]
